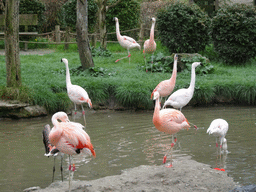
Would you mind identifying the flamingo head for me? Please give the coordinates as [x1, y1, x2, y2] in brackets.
[192, 62, 201, 68]
[151, 17, 156, 23]
[174, 54, 178, 61]
[61, 58, 68, 64]
[153, 91, 160, 100]
[113, 17, 118, 22]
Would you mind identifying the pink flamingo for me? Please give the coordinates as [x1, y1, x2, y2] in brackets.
[151, 54, 178, 101]
[48, 111, 96, 192]
[143, 17, 156, 68]
[61, 58, 92, 126]
[152, 91, 190, 167]
[114, 17, 141, 64]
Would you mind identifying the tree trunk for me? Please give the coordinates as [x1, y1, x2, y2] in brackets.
[76, 0, 94, 69]
[98, 0, 107, 49]
[5, 0, 21, 87]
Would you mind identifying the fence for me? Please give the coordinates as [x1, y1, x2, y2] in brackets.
[0, 24, 158, 50]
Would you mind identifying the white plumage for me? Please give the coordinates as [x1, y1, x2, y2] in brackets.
[163, 62, 201, 110]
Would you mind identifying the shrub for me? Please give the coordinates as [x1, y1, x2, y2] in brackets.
[211, 4, 256, 64]
[157, 2, 210, 54]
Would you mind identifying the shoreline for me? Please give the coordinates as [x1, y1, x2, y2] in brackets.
[26, 156, 239, 192]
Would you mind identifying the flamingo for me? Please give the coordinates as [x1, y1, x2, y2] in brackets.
[163, 62, 201, 111]
[151, 54, 178, 102]
[143, 17, 156, 70]
[114, 17, 141, 64]
[61, 58, 92, 126]
[48, 111, 96, 192]
[152, 91, 190, 167]
[43, 124, 64, 182]
[207, 118, 229, 170]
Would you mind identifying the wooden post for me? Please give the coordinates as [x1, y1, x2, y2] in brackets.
[24, 25, 28, 51]
[139, 23, 145, 47]
[64, 26, 70, 50]
[55, 25, 60, 43]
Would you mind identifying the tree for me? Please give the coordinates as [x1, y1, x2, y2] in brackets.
[95, 0, 121, 50]
[5, 0, 21, 87]
[76, 0, 94, 69]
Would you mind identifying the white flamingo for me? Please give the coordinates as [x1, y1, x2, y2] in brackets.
[163, 62, 201, 111]
[61, 58, 92, 126]
[114, 17, 141, 64]
[143, 17, 156, 69]
[207, 118, 229, 170]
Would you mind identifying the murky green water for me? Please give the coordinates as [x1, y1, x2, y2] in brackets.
[0, 106, 255, 192]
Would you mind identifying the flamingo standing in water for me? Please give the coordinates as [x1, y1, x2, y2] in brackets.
[143, 17, 156, 70]
[43, 124, 64, 182]
[114, 17, 141, 64]
[61, 58, 92, 126]
[48, 111, 96, 192]
[151, 54, 178, 102]
[153, 91, 190, 167]
[163, 62, 201, 111]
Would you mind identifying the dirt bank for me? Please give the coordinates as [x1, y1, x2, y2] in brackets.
[27, 156, 238, 192]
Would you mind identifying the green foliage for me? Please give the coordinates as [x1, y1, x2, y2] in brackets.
[91, 47, 112, 57]
[157, 2, 210, 53]
[62, 0, 98, 32]
[211, 4, 256, 64]
[139, 52, 214, 75]
[106, 0, 140, 41]
[0, 86, 32, 104]
[88, 67, 117, 77]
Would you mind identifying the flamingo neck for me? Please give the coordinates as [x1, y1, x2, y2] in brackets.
[188, 65, 196, 92]
[64, 60, 72, 86]
[170, 58, 177, 84]
[51, 113, 60, 127]
[115, 20, 121, 40]
[149, 21, 155, 42]
[153, 97, 161, 126]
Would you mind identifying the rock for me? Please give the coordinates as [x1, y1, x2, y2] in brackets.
[230, 185, 256, 192]
[0, 100, 47, 118]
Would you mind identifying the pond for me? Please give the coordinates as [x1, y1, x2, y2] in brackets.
[0, 106, 256, 192]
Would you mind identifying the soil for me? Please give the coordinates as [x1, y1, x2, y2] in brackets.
[27, 156, 239, 192]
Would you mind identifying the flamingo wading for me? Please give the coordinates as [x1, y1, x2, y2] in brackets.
[48, 111, 96, 192]
[151, 54, 178, 102]
[143, 17, 156, 69]
[114, 17, 141, 64]
[61, 58, 92, 126]
[163, 62, 201, 110]
[207, 118, 229, 170]
[153, 91, 190, 167]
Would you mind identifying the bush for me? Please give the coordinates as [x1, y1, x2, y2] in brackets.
[106, 0, 140, 41]
[157, 2, 210, 54]
[211, 4, 256, 64]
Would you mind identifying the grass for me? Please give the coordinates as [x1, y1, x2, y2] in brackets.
[0, 41, 255, 113]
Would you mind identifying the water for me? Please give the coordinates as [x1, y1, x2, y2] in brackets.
[0, 106, 256, 192]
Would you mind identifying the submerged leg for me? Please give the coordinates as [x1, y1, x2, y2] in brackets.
[68, 155, 72, 192]
[163, 135, 175, 167]
[81, 105, 86, 128]
[60, 155, 63, 182]
[52, 157, 56, 182]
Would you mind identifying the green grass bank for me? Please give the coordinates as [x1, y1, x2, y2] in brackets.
[0, 42, 255, 114]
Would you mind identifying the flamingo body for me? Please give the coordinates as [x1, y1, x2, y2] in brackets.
[163, 62, 201, 110]
[153, 91, 190, 167]
[49, 112, 95, 157]
[207, 118, 229, 146]
[114, 17, 140, 64]
[151, 54, 178, 99]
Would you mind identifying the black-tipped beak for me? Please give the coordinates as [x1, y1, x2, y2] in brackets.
[113, 17, 115, 21]
[61, 59, 63, 62]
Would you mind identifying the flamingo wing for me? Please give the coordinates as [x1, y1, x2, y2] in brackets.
[42, 124, 52, 154]
[68, 85, 91, 106]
